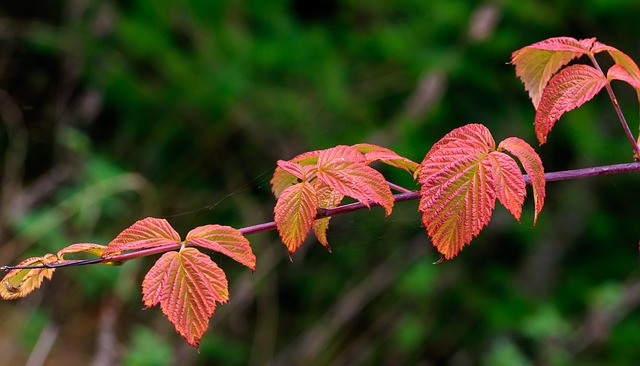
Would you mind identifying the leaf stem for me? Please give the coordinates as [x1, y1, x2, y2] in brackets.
[588, 54, 640, 159]
[4, 161, 640, 271]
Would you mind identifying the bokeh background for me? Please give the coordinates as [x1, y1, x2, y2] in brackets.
[2, 0, 640, 365]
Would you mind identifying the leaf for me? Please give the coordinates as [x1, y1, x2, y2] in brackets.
[593, 42, 640, 90]
[271, 150, 321, 198]
[498, 137, 546, 224]
[534, 64, 607, 144]
[274, 182, 318, 255]
[1, 254, 58, 300]
[487, 152, 526, 220]
[312, 182, 344, 250]
[142, 247, 229, 349]
[185, 225, 256, 271]
[316, 145, 394, 216]
[57, 243, 109, 259]
[419, 125, 496, 260]
[276, 160, 316, 181]
[608, 64, 640, 89]
[104, 217, 181, 256]
[352, 143, 419, 173]
[416, 123, 496, 179]
[511, 37, 596, 108]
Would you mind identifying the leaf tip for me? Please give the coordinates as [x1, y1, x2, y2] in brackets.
[433, 255, 446, 264]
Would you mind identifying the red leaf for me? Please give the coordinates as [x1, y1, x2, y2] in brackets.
[352, 143, 419, 173]
[487, 152, 526, 220]
[593, 42, 640, 88]
[312, 182, 344, 250]
[316, 145, 394, 216]
[608, 64, 640, 89]
[185, 225, 256, 271]
[498, 137, 546, 224]
[534, 64, 607, 144]
[142, 247, 229, 349]
[104, 217, 181, 256]
[417, 123, 496, 179]
[276, 160, 315, 181]
[511, 37, 596, 108]
[271, 150, 321, 198]
[0, 254, 58, 300]
[419, 131, 496, 260]
[274, 182, 318, 255]
[418, 125, 542, 260]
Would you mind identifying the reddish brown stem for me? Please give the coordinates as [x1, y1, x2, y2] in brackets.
[3, 162, 640, 271]
[588, 54, 640, 159]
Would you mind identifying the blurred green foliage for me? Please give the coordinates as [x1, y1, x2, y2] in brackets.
[2, 0, 640, 364]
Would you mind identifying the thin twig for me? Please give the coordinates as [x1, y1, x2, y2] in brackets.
[3, 161, 640, 271]
[588, 54, 640, 158]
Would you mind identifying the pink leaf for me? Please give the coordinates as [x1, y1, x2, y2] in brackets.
[57, 243, 108, 259]
[312, 182, 344, 250]
[274, 182, 318, 255]
[142, 248, 229, 349]
[104, 217, 181, 256]
[418, 124, 497, 260]
[498, 137, 546, 224]
[352, 143, 419, 173]
[271, 151, 321, 198]
[487, 152, 526, 220]
[186, 225, 256, 271]
[512, 37, 596, 108]
[608, 64, 640, 89]
[534, 64, 607, 144]
[316, 145, 394, 216]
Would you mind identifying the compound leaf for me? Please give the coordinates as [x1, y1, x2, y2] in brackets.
[498, 137, 546, 224]
[274, 182, 318, 255]
[186, 225, 256, 271]
[317, 145, 394, 216]
[534, 64, 607, 144]
[1, 254, 58, 300]
[142, 247, 229, 349]
[104, 217, 181, 256]
[512, 37, 596, 108]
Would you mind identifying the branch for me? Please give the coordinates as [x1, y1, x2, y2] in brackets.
[588, 54, 640, 158]
[3, 161, 640, 271]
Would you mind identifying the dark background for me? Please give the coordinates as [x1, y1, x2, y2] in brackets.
[2, 0, 640, 365]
